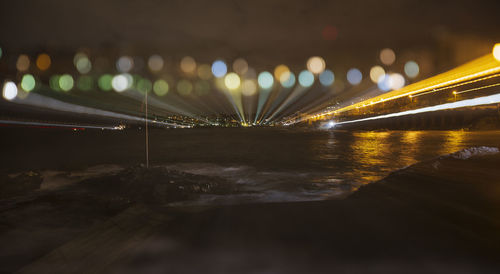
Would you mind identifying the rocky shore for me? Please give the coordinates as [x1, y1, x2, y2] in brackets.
[1, 147, 500, 273]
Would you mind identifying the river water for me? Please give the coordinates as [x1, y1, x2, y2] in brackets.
[2, 128, 500, 205]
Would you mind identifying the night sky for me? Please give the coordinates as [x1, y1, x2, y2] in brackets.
[1, 0, 499, 69]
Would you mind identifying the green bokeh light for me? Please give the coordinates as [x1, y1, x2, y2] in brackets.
[137, 78, 152, 94]
[77, 75, 94, 91]
[49, 75, 61, 91]
[195, 81, 210, 96]
[98, 74, 113, 91]
[177, 79, 192, 96]
[153, 79, 169, 96]
[59, 74, 74, 91]
[21, 74, 36, 92]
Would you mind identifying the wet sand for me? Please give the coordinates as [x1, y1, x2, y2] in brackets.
[1, 148, 500, 273]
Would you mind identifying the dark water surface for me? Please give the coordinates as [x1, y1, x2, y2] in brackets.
[2, 128, 500, 204]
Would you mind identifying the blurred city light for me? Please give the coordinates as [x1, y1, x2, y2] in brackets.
[36, 53, 51, 71]
[233, 58, 249, 75]
[322, 25, 338, 41]
[241, 80, 257, 96]
[274, 64, 290, 81]
[98, 74, 113, 91]
[111, 74, 129, 92]
[148, 55, 164, 72]
[137, 78, 152, 93]
[49, 75, 61, 91]
[404, 61, 420, 78]
[177, 79, 193, 95]
[153, 79, 169, 96]
[307, 56, 326, 74]
[280, 71, 296, 88]
[298, 70, 314, 87]
[74, 52, 92, 74]
[258, 71, 274, 89]
[2, 81, 18, 101]
[370, 66, 385, 83]
[197, 64, 213, 80]
[380, 48, 396, 65]
[377, 74, 392, 91]
[21, 74, 36, 92]
[16, 54, 30, 72]
[493, 43, 500, 61]
[211, 60, 227, 78]
[77, 76, 93, 91]
[180, 56, 197, 74]
[347, 68, 362, 85]
[194, 81, 210, 95]
[224, 73, 241, 90]
[116, 56, 134, 73]
[389, 73, 405, 90]
[319, 70, 335, 86]
[59, 74, 74, 91]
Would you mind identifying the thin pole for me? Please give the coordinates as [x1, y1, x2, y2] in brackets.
[145, 90, 149, 168]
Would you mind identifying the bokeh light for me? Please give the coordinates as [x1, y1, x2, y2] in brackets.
[404, 61, 420, 78]
[21, 74, 36, 92]
[36, 53, 51, 71]
[322, 25, 338, 41]
[369, 66, 385, 83]
[148, 55, 164, 72]
[197, 64, 212, 80]
[0, 47, 2, 59]
[319, 70, 335, 86]
[298, 70, 314, 87]
[279, 71, 296, 88]
[153, 79, 169, 96]
[111, 74, 129, 92]
[2, 81, 17, 101]
[211, 60, 227, 78]
[98, 74, 113, 91]
[116, 56, 134, 72]
[258, 71, 274, 89]
[307, 56, 326, 74]
[233, 58, 248, 75]
[347, 68, 362, 85]
[274, 65, 290, 81]
[380, 48, 396, 65]
[137, 78, 152, 93]
[241, 80, 257, 96]
[49, 75, 61, 91]
[244, 68, 257, 79]
[177, 79, 193, 95]
[16, 54, 30, 72]
[59, 74, 74, 91]
[494, 43, 500, 62]
[77, 76, 94, 91]
[194, 81, 210, 96]
[224, 73, 241, 90]
[180, 56, 197, 74]
[389, 73, 405, 90]
[74, 52, 92, 74]
[377, 75, 391, 91]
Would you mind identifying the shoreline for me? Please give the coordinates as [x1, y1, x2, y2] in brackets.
[1, 147, 500, 273]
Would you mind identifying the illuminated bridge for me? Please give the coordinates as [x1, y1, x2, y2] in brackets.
[286, 47, 500, 130]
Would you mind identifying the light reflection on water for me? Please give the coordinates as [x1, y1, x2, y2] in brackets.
[2, 128, 500, 204]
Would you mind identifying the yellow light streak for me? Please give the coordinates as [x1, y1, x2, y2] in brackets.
[309, 53, 500, 121]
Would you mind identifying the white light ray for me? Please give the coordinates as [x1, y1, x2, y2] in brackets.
[335, 92, 500, 126]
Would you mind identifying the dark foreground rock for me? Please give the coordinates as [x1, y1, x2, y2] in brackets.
[1, 149, 500, 273]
